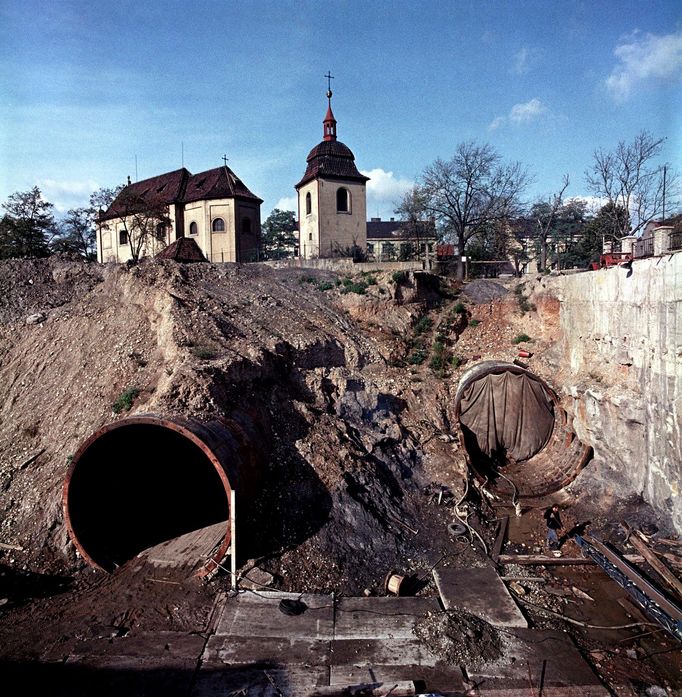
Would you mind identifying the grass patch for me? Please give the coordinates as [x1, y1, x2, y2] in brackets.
[391, 270, 408, 284]
[191, 345, 219, 359]
[512, 333, 532, 345]
[112, 387, 140, 414]
[469, 319, 480, 328]
[450, 355, 462, 368]
[298, 275, 316, 285]
[454, 302, 467, 314]
[515, 284, 536, 314]
[317, 281, 334, 291]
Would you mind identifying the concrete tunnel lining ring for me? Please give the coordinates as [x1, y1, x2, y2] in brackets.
[63, 415, 238, 575]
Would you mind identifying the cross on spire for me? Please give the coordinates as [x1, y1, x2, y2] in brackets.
[324, 70, 334, 98]
[222, 154, 229, 167]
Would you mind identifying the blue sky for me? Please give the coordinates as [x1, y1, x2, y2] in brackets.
[1, 0, 680, 219]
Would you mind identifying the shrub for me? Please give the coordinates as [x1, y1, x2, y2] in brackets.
[469, 319, 480, 327]
[342, 277, 354, 287]
[454, 302, 466, 314]
[450, 355, 462, 368]
[112, 387, 140, 414]
[407, 348, 428, 365]
[432, 341, 445, 354]
[414, 316, 433, 335]
[429, 354, 444, 371]
[298, 275, 316, 284]
[191, 345, 218, 359]
[341, 281, 368, 295]
[365, 275, 377, 285]
[392, 270, 408, 284]
[512, 333, 532, 345]
[317, 281, 333, 291]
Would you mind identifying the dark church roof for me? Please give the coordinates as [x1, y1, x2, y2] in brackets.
[183, 166, 262, 204]
[155, 237, 207, 263]
[100, 165, 261, 221]
[367, 218, 436, 240]
[296, 140, 369, 189]
[296, 94, 369, 189]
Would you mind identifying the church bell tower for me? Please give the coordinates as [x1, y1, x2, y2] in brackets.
[295, 75, 369, 259]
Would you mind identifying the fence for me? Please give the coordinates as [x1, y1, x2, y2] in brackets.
[633, 237, 654, 259]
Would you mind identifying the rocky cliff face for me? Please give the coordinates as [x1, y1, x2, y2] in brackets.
[535, 254, 681, 532]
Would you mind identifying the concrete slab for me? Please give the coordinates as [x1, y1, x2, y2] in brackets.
[213, 590, 334, 640]
[433, 567, 528, 628]
[468, 629, 609, 695]
[192, 662, 328, 697]
[334, 597, 440, 640]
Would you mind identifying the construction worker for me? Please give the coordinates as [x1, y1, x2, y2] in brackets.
[544, 503, 563, 556]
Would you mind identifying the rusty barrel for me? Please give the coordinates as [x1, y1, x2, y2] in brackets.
[63, 413, 265, 574]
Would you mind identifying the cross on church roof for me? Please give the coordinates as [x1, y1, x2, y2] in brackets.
[222, 154, 229, 167]
[325, 70, 334, 98]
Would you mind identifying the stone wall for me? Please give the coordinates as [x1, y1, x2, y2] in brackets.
[540, 253, 682, 531]
[264, 258, 425, 273]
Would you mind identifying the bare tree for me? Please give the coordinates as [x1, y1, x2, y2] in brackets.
[394, 185, 428, 263]
[585, 130, 677, 238]
[531, 174, 570, 271]
[420, 141, 529, 279]
[100, 186, 170, 262]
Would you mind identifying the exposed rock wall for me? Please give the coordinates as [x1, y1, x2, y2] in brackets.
[538, 254, 681, 531]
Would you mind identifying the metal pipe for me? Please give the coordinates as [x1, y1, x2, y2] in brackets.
[63, 413, 264, 575]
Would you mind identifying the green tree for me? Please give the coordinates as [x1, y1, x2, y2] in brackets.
[420, 141, 529, 280]
[51, 207, 97, 259]
[0, 187, 56, 259]
[573, 203, 629, 266]
[261, 209, 297, 260]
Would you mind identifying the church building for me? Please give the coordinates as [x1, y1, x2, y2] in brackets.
[97, 164, 262, 264]
[295, 87, 369, 259]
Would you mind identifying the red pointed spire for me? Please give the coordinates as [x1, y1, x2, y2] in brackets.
[323, 90, 337, 141]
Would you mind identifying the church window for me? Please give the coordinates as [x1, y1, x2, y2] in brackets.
[336, 187, 350, 213]
[155, 223, 167, 240]
[212, 218, 225, 232]
[308, 232, 313, 241]
[119, 228, 128, 245]
[189, 222, 198, 235]
[241, 218, 252, 235]
[305, 192, 312, 215]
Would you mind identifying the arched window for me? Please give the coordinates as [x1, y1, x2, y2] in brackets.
[305, 192, 312, 215]
[212, 218, 225, 232]
[189, 222, 198, 235]
[336, 187, 350, 213]
[241, 218, 252, 234]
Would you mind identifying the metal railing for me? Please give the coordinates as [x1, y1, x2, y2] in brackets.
[669, 231, 682, 252]
[633, 237, 654, 258]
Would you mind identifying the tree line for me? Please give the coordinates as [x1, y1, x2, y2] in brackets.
[2, 130, 678, 275]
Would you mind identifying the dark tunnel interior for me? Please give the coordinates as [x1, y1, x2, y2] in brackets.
[66, 424, 229, 571]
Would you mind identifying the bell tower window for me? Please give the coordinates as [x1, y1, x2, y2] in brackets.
[305, 192, 312, 215]
[336, 187, 350, 213]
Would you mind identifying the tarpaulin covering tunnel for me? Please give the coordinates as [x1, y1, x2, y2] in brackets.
[454, 362, 592, 497]
[63, 414, 262, 574]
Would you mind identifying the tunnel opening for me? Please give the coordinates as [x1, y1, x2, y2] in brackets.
[64, 419, 233, 572]
[455, 362, 592, 498]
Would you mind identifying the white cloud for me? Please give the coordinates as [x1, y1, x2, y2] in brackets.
[360, 168, 415, 219]
[489, 98, 549, 130]
[510, 98, 548, 123]
[606, 29, 682, 101]
[36, 178, 100, 214]
[274, 196, 297, 213]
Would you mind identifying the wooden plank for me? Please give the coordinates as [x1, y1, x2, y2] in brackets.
[491, 515, 509, 563]
[433, 567, 527, 628]
[628, 531, 682, 599]
[498, 554, 645, 565]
